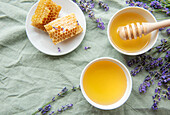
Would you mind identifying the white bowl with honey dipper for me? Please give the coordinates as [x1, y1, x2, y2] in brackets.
[107, 7, 160, 55]
[26, 0, 86, 56]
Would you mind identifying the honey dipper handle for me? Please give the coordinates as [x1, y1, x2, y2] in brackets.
[142, 19, 170, 35]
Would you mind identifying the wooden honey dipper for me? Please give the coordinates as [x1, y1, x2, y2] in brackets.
[118, 19, 170, 40]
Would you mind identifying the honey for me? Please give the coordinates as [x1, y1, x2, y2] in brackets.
[110, 12, 151, 52]
[83, 60, 127, 105]
[31, 0, 61, 31]
[44, 13, 83, 45]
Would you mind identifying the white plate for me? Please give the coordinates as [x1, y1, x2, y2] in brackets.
[26, 0, 86, 56]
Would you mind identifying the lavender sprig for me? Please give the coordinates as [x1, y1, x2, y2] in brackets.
[128, 39, 170, 76]
[125, 0, 170, 33]
[127, 38, 170, 110]
[126, 0, 170, 15]
[32, 86, 81, 115]
[73, 0, 108, 30]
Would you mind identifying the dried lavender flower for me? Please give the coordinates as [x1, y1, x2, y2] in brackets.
[166, 28, 170, 35]
[152, 87, 162, 110]
[58, 47, 61, 52]
[131, 65, 144, 76]
[126, 37, 170, 110]
[139, 75, 154, 93]
[57, 87, 68, 97]
[159, 27, 166, 31]
[72, 0, 107, 30]
[84, 46, 91, 50]
[96, 18, 105, 30]
[49, 111, 54, 115]
[150, 0, 162, 9]
[72, 86, 77, 91]
[135, 1, 143, 7]
[41, 104, 51, 115]
[53, 26, 58, 31]
[98, 1, 109, 11]
[62, 27, 65, 33]
[52, 97, 55, 102]
[55, 104, 73, 114]
[143, 3, 149, 9]
[126, 0, 170, 15]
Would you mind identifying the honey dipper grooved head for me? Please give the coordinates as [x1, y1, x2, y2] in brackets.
[118, 22, 144, 40]
[117, 27, 127, 40]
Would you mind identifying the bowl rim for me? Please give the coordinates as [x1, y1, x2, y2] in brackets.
[80, 57, 132, 110]
[107, 7, 159, 56]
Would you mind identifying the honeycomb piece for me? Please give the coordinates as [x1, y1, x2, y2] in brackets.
[44, 13, 83, 45]
[31, 0, 61, 31]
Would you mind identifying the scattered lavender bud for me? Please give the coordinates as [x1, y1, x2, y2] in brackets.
[53, 26, 58, 31]
[58, 47, 61, 52]
[62, 27, 65, 33]
[77, 20, 79, 25]
[84, 46, 91, 50]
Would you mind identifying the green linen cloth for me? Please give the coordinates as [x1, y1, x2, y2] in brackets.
[0, 0, 169, 114]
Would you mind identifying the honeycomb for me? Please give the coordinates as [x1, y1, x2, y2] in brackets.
[44, 13, 83, 45]
[31, 0, 62, 31]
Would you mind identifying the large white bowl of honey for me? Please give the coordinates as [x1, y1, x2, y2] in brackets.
[107, 7, 158, 55]
[80, 57, 132, 110]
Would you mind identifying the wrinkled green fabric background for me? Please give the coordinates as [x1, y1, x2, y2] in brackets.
[0, 0, 170, 115]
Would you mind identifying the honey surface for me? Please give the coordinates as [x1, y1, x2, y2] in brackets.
[83, 61, 127, 105]
[110, 12, 151, 52]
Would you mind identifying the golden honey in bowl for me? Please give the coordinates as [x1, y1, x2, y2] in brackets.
[83, 60, 127, 105]
[110, 12, 151, 53]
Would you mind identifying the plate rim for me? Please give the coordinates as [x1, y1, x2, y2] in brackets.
[25, 0, 86, 56]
